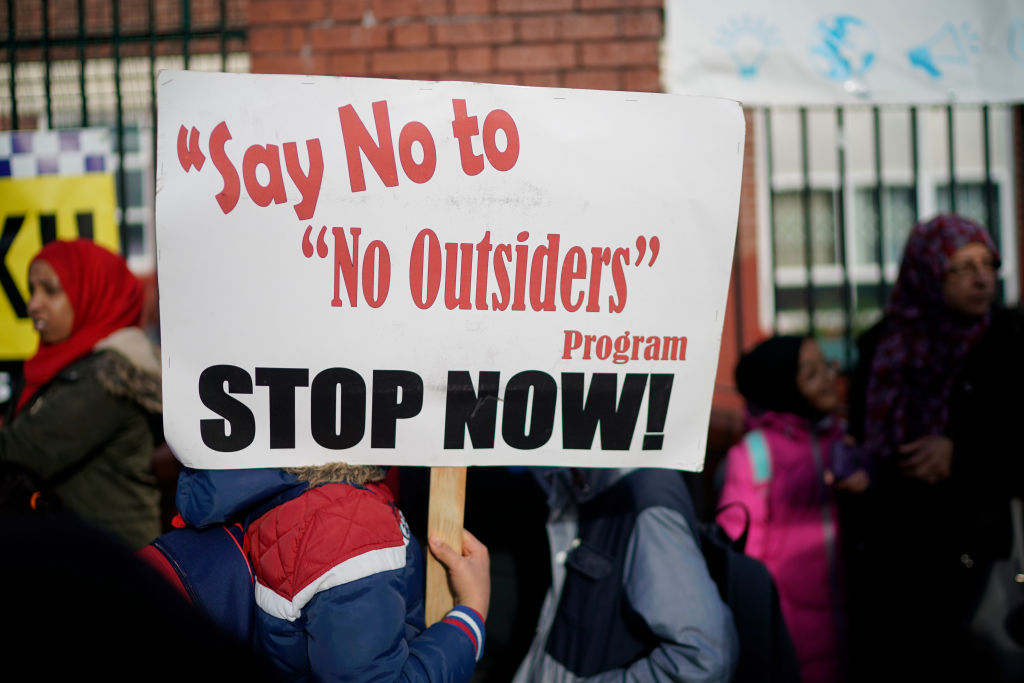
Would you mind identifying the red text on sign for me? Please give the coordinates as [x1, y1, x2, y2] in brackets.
[175, 122, 324, 220]
[338, 99, 520, 193]
[562, 330, 688, 364]
[408, 229, 635, 313]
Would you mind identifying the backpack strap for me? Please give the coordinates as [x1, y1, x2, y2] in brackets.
[713, 500, 752, 554]
[149, 523, 256, 644]
[743, 429, 772, 484]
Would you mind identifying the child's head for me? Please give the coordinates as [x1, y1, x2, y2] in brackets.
[735, 335, 838, 420]
[794, 337, 839, 415]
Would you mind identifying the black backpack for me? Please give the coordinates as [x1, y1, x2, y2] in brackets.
[683, 499, 801, 683]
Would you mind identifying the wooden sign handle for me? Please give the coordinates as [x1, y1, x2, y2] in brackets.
[425, 466, 467, 625]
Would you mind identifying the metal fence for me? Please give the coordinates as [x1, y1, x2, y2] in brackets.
[5, 4, 1021, 374]
[1, 0, 248, 271]
[758, 103, 1020, 368]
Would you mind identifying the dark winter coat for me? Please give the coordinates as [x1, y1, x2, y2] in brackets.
[845, 305, 1024, 679]
[848, 305, 1024, 573]
[0, 328, 162, 549]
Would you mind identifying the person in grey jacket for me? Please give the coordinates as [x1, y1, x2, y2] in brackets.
[513, 467, 738, 683]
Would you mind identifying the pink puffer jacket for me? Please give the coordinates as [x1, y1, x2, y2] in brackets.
[717, 411, 847, 683]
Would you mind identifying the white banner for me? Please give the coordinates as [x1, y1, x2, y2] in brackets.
[666, 0, 1024, 105]
[155, 70, 744, 470]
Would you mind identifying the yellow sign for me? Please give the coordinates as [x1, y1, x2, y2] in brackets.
[0, 174, 120, 360]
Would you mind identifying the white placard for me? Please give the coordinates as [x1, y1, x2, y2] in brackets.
[666, 0, 1024, 105]
[156, 70, 744, 470]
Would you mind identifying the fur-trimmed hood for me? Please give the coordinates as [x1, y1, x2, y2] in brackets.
[93, 327, 162, 414]
[175, 467, 307, 528]
[283, 462, 388, 486]
[175, 463, 388, 529]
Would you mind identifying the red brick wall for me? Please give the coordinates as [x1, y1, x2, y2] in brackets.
[248, 0, 663, 92]
[247, 0, 757, 456]
[709, 109, 760, 453]
[3, 0, 246, 59]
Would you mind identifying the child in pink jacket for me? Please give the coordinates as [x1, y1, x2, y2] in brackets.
[718, 336, 868, 683]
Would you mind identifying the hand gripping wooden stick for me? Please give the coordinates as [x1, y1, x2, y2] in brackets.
[425, 466, 467, 625]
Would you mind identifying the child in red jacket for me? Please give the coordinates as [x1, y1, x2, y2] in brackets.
[151, 463, 490, 682]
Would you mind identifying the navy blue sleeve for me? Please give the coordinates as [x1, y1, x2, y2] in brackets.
[296, 569, 483, 682]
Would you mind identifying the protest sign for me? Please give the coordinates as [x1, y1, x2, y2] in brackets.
[0, 172, 120, 360]
[156, 70, 744, 471]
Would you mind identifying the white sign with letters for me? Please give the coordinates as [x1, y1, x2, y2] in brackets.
[156, 70, 744, 470]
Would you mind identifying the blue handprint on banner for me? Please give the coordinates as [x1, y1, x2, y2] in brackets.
[808, 15, 878, 81]
[714, 15, 780, 79]
[907, 23, 981, 78]
[1010, 19, 1024, 62]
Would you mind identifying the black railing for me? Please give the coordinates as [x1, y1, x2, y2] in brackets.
[761, 103, 1019, 368]
[2, 0, 246, 258]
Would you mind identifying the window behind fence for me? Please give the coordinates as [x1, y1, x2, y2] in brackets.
[756, 104, 1018, 367]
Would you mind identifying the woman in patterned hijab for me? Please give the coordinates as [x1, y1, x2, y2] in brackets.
[846, 214, 1010, 682]
[862, 213, 998, 481]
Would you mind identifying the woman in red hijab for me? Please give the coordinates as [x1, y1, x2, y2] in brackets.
[1, 239, 162, 549]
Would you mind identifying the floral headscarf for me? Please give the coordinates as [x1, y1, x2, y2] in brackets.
[862, 214, 998, 458]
